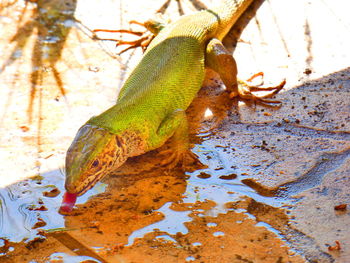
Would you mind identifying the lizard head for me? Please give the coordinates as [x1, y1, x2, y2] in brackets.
[64, 124, 128, 196]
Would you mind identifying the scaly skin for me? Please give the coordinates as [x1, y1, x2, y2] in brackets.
[64, 0, 258, 198]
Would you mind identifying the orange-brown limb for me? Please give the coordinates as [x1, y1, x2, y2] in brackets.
[115, 35, 155, 54]
[246, 71, 264, 82]
[93, 20, 155, 55]
[206, 38, 285, 107]
[246, 79, 286, 95]
[93, 29, 144, 36]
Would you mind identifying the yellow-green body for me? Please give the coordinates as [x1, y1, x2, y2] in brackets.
[65, 0, 254, 195]
[88, 0, 252, 150]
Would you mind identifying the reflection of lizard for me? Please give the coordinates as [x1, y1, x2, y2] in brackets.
[60, 0, 285, 212]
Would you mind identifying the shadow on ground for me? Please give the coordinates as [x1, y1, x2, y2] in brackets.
[0, 0, 78, 123]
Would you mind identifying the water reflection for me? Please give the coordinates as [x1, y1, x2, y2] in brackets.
[47, 252, 102, 263]
[0, 0, 77, 122]
[0, 170, 104, 246]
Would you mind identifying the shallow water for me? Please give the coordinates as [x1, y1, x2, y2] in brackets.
[0, 170, 106, 245]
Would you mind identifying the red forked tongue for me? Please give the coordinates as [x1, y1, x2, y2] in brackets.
[59, 192, 77, 213]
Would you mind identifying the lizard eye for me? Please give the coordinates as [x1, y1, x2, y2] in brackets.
[91, 159, 99, 168]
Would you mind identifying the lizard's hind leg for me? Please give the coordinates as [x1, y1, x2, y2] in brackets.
[205, 38, 285, 107]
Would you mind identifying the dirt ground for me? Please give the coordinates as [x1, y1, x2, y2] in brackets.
[0, 0, 349, 262]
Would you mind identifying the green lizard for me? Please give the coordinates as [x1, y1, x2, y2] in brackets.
[60, 0, 285, 212]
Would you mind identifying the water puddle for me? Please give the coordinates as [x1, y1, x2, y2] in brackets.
[115, 141, 293, 249]
[0, 171, 105, 244]
[46, 253, 102, 263]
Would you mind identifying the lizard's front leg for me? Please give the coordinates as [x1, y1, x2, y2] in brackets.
[156, 109, 203, 170]
[205, 38, 285, 106]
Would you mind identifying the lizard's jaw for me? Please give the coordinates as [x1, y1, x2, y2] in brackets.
[60, 162, 115, 213]
[66, 167, 107, 196]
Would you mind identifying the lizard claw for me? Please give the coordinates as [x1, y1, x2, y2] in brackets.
[93, 20, 155, 55]
[114, 34, 154, 55]
[231, 72, 286, 107]
[159, 148, 206, 172]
